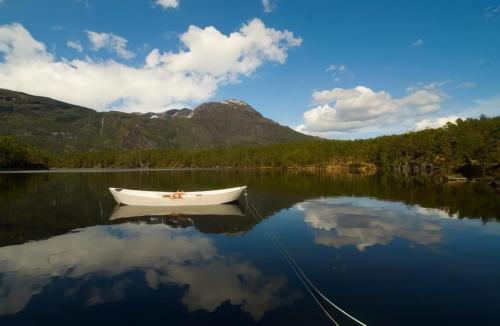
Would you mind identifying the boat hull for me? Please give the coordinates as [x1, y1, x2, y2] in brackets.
[109, 186, 246, 206]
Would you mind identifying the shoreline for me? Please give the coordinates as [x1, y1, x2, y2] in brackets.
[0, 166, 295, 174]
[0, 165, 375, 174]
[0, 166, 376, 174]
[0, 167, 227, 174]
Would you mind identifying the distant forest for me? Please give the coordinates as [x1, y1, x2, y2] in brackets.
[1, 116, 499, 175]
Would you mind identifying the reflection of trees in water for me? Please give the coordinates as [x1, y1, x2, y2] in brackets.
[298, 198, 445, 251]
[0, 170, 498, 246]
[0, 223, 299, 318]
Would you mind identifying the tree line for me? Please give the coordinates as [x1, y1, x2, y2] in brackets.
[1, 116, 499, 172]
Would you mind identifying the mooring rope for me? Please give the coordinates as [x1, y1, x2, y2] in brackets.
[246, 203, 340, 325]
[244, 192, 367, 326]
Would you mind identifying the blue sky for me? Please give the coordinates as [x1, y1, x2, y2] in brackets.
[0, 0, 499, 138]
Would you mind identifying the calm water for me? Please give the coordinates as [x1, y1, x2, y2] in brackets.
[0, 170, 499, 325]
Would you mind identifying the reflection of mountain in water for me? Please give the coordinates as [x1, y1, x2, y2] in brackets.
[0, 223, 299, 318]
[297, 197, 444, 251]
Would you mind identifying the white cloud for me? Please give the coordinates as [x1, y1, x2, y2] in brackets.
[410, 38, 423, 47]
[66, 40, 83, 52]
[467, 95, 500, 116]
[75, 0, 90, 9]
[86, 31, 135, 59]
[155, 0, 179, 9]
[456, 96, 499, 120]
[148, 19, 301, 79]
[484, 5, 500, 19]
[413, 94, 500, 131]
[0, 23, 50, 62]
[262, 0, 277, 13]
[407, 80, 449, 92]
[0, 20, 300, 112]
[414, 115, 460, 130]
[297, 85, 444, 134]
[325, 64, 353, 82]
[456, 81, 476, 89]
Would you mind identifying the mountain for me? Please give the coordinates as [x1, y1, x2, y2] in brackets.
[0, 89, 313, 152]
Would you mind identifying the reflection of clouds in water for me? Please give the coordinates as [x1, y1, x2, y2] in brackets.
[0, 224, 297, 319]
[414, 205, 458, 219]
[297, 197, 444, 251]
[163, 258, 298, 317]
[86, 278, 132, 306]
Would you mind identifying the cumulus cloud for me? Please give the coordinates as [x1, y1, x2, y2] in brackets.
[410, 38, 423, 47]
[0, 20, 300, 112]
[150, 19, 301, 79]
[415, 115, 460, 130]
[86, 31, 135, 59]
[155, 0, 179, 9]
[296, 85, 445, 134]
[262, 0, 277, 13]
[66, 40, 83, 52]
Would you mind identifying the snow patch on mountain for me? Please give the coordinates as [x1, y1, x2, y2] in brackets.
[223, 99, 250, 106]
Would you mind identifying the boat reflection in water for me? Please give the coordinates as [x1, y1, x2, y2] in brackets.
[109, 203, 257, 236]
[110, 203, 245, 220]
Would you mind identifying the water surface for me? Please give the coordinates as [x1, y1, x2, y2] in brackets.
[0, 171, 499, 325]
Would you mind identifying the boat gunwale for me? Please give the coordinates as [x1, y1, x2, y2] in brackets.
[109, 186, 246, 198]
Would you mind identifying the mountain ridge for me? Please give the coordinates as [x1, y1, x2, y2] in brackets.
[0, 88, 313, 152]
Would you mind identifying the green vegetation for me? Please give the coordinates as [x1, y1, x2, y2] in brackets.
[0, 88, 312, 152]
[1, 116, 499, 173]
[0, 136, 49, 170]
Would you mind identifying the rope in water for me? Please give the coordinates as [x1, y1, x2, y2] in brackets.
[247, 203, 340, 325]
[244, 192, 367, 326]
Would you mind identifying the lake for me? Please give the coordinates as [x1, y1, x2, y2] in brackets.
[0, 170, 499, 325]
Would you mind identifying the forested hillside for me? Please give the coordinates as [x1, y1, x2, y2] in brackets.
[2, 116, 498, 175]
[0, 89, 312, 151]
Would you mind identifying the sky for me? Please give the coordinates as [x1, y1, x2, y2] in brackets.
[0, 0, 499, 139]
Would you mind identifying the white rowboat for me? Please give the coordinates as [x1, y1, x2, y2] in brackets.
[109, 186, 246, 206]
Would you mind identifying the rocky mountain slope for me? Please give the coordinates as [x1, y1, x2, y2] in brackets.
[0, 89, 313, 152]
